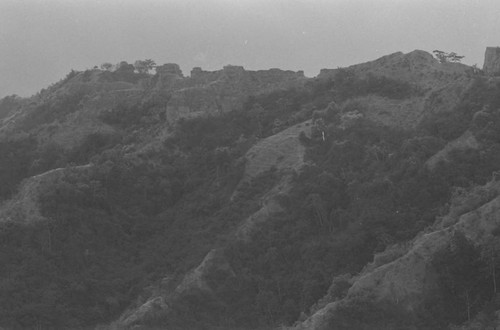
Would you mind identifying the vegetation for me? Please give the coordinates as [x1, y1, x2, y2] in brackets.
[134, 59, 156, 74]
[433, 50, 465, 63]
[429, 232, 493, 326]
[101, 62, 113, 71]
[327, 293, 417, 330]
[0, 94, 23, 119]
[22, 83, 92, 130]
[331, 68, 422, 101]
[2, 60, 500, 330]
[0, 135, 38, 199]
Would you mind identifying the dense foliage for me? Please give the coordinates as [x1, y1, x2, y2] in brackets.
[0, 90, 292, 328]
[420, 76, 500, 141]
[332, 68, 422, 101]
[0, 135, 38, 199]
[22, 84, 93, 131]
[3, 68, 500, 329]
[428, 232, 494, 327]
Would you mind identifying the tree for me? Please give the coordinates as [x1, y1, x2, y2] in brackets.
[100, 62, 113, 71]
[144, 59, 156, 72]
[433, 50, 448, 63]
[433, 50, 465, 63]
[307, 193, 329, 228]
[431, 231, 490, 323]
[116, 61, 135, 73]
[481, 237, 500, 295]
[134, 59, 157, 74]
[448, 52, 465, 63]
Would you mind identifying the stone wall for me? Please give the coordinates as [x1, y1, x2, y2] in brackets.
[158, 64, 306, 122]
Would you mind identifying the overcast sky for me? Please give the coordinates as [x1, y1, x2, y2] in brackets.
[1, 0, 500, 98]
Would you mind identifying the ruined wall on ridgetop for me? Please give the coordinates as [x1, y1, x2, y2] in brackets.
[159, 65, 306, 121]
[189, 65, 305, 88]
[154, 63, 305, 92]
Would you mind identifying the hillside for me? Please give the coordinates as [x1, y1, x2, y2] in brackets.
[2, 50, 500, 329]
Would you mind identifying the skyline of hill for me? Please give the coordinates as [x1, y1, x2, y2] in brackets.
[2, 0, 500, 98]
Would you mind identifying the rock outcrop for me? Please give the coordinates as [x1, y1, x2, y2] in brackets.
[483, 47, 500, 75]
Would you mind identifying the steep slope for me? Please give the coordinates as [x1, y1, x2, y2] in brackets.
[235, 120, 312, 240]
[293, 179, 500, 330]
[108, 51, 490, 330]
[109, 119, 314, 329]
[0, 61, 313, 329]
[2, 49, 499, 330]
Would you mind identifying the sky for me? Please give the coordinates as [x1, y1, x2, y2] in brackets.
[1, 0, 500, 98]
